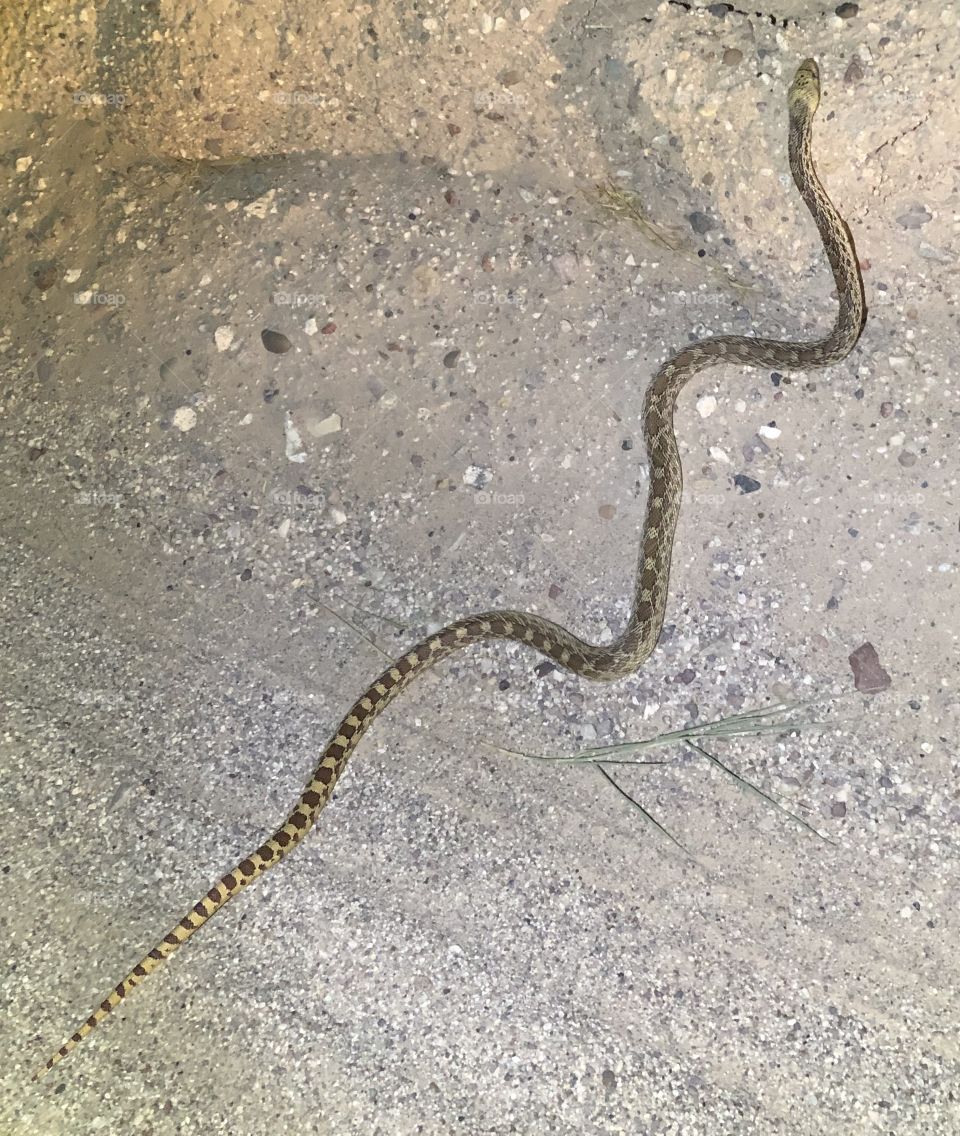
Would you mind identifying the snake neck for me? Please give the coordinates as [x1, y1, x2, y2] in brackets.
[789, 106, 867, 362]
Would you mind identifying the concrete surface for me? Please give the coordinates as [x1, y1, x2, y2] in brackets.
[1, 2, 958, 1134]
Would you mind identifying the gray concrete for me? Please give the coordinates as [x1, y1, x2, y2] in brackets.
[2, 2, 958, 1134]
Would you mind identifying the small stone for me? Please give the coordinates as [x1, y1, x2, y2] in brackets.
[306, 413, 342, 438]
[880, 401, 894, 417]
[696, 395, 717, 418]
[33, 264, 58, 290]
[895, 205, 932, 230]
[321, 322, 337, 335]
[463, 465, 491, 489]
[284, 412, 307, 463]
[897, 450, 917, 467]
[214, 325, 234, 352]
[848, 642, 892, 693]
[733, 473, 761, 494]
[261, 328, 292, 353]
[844, 58, 865, 83]
[172, 406, 198, 432]
[550, 252, 579, 284]
[443, 348, 461, 368]
[598, 504, 616, 520]
[835, 2, 858, 17]
[500, 69, 523, 87]
[722, 48, 743, 67]
[830, 801, 847, 818]
[688, 211, 715, 235]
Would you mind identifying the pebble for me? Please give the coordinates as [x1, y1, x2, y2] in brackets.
[463, 465, 491, 489]
[306, 413, 342, 438]
[848, 642, 892, 693]
[696, 395, 717, 418]
[733, 474, 760, 494]
[895, 205, 932, 230]
[214, 325, 234, 352]
[284, 412, 307, 463]
[172, 406, 197, 432]
[262, 328, 292, 354]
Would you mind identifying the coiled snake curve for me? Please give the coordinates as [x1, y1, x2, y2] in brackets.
[36, 58, 865, 1078]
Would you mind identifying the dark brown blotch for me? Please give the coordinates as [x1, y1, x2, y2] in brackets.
[222, 873, 237, 891]
[148, 948, 163, 960]
[315, 765, 333, 785]
[133, 965, 147, 977]
[164, 933, 179, 946]
[302, 789, 322, 809]
[239, 858, 256, 877]
[290, 810, 308, 829]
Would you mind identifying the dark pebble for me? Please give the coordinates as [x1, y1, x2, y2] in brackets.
[688, 211, 715, 235]
[261, 328, 292, 353]
[733, 473, 761, 494]
[848, 642, 892, 693]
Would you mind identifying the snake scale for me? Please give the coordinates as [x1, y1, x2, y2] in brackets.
[36, 58, 865, 1078]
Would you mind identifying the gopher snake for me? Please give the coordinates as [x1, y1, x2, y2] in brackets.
[36, 58, 865, 1078]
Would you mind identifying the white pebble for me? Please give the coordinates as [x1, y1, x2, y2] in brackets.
[696, 395, 717, 418]
[307, 413, 342, 437]
[172, 406, 197, 432]
[214, 325, 234, 352]
[284, 412, 307, 462]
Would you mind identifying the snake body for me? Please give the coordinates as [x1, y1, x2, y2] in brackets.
[36, 58, 865, 1078]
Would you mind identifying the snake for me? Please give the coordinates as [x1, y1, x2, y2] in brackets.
[35, 58, 865, 1079]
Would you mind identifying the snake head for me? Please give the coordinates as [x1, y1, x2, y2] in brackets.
[788, 58, 821, 117]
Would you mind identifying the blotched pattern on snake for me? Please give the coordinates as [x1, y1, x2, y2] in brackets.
[36, 58, 866, 1078]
